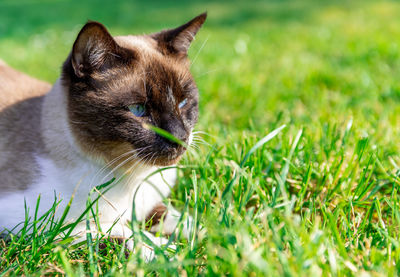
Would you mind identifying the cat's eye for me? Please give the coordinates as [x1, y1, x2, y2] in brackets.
[178, 98, 188, 109]
[129, 104, 146, 117]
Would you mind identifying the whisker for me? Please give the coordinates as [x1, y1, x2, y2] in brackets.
[192, 130, 214, 138]
[190, 35, 209, 68]
[98, 146, 151, 185]
[110, 155, 147, 193]
[70, 120, 87, 125]
[124, 152, 153, 186]
[192, 139, 210, 147]
[194, 67, 226, 79]
[90, 149, 137, 187]
[189, 142, 200, 150]
[191, 136, 210, 146]
[95, 153, 150, 212]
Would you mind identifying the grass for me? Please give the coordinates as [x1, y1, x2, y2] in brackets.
[1, 0, 400, 275]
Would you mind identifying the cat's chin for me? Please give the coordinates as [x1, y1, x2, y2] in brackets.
[133, 143, 186, 167]
[148, 147, 186, 166]
[152, 155, 182, 167]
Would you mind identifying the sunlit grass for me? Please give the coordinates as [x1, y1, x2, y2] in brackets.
[1, 0, 400, 275]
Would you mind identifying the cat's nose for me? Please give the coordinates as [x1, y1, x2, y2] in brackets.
[162, 127, 187, 146]
[171, 125, 187, 142]
[159, 119, 187, 146]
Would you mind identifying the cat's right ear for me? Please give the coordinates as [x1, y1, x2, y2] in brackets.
[71, 21, 119, 78]
[152, 13, 207, 56]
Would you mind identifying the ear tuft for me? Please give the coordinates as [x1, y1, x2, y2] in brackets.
[152, 12, 207, 55]
[71, 21, 118, 77]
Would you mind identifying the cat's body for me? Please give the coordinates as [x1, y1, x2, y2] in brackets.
[0, 14, 206, 254]
[0, 77, 176, 231]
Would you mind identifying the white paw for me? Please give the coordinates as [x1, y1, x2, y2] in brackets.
[125, 238, 155, 262]
[182, 217, 207, 241]
[126, 231, 176, 262]
[181, 215, 195, 239]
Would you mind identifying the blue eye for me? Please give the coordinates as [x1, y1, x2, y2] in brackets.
[129, 104, 146, 117]
[178, 98, 187, 109]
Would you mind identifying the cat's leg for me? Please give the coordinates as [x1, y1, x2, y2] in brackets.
[68, 221, 171, 261]
[146, 203, 194, 240]
[99, 222, 175, 261]
[133, 168, 195, 239]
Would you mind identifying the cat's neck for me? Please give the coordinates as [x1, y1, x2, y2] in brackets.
[41, 79, 86, 167]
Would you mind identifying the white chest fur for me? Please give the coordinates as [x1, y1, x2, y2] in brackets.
[0, 152, 177, 232]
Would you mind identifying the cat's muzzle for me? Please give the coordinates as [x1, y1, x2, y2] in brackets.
[153, 139, 187, 165]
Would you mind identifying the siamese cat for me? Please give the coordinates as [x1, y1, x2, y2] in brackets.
[0, 13, 206, 257]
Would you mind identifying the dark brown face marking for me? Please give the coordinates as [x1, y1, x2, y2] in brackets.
[62, 14, 206, 167]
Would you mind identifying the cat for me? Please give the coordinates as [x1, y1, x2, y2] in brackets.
[0, 13, 206, 257]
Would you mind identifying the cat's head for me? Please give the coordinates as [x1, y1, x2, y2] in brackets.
[62, 13, 206, 167]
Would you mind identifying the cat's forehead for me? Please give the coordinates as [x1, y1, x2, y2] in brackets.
[114, 35, 160, 56]
[115, 35, 190, 71]
[110, 35, 191, 91]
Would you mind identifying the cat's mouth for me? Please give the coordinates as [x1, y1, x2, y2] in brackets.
[151, 144, 187, 166]
[127, 143, 187, 167]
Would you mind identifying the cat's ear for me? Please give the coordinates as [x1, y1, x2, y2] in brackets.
[71, 21, 119, 77]
[152, 12, 207, 56]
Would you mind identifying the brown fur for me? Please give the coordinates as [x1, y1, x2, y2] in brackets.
[98, 237, 130, 259]
[62, 16, 205, 167]
[145, 203, 167, 227]
[0, 61, 50, 110]
[0, 61, 51, 192]
[152, 13, 207, 57]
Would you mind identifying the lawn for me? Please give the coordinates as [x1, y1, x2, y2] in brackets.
[1, 0, 400, 275]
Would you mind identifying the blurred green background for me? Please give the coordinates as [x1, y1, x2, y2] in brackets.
[2, 0, 400, 139]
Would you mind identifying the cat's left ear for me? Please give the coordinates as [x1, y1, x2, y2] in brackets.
[71, 21, 121, 78]
[152, 12, 207, 56]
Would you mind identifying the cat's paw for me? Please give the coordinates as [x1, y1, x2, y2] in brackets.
[182, 216, 207, 241]
[125, 239, 155, 262]
[181, 215, 195, 239]
[126, 231, 175, 262]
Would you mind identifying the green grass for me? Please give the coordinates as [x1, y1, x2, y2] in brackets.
[2, 0, 400, 275]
